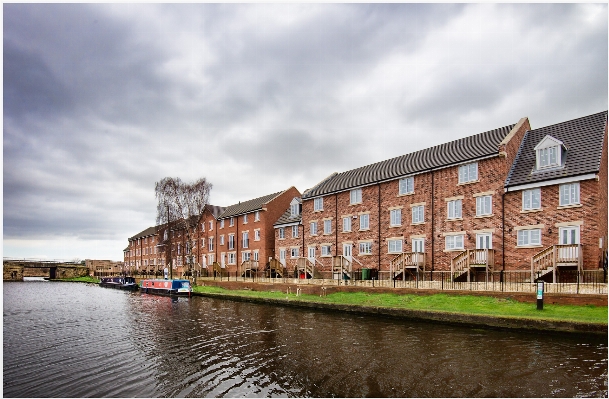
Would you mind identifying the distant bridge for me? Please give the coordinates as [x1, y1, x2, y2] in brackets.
[3, 258, 89, 281]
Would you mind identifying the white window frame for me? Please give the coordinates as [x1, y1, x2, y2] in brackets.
[350, 188, 362, 204]
[537, 146, 559, 169]
[343, 216, 351, 232]
[255, 211, 260, 221]
[412, 238, 424, 253]
[458, 162, 478, 184]
[310, 222, 318, 236]
[209, 221, 213, 230]
[476, 195, 492, 216]
[399, 177, 414, 195]
[559, 183, 580, 206]
[292, 225, 299, 238]
[388, 239, 403, 254]
[290, 203, 299, 217]
[290, 248, 299, 258]
[279, 249, 286, 265]
[242, 251, 251, 262]
[522, 188, 541, 211]
[220, 235, 224, 245]
[229, 217, 235, 227]
[242, 232, 249, 249]
[323, 220, 332, 234]
[201, 223, 205, 232]
[279, 227, 285, 239]
[243, 214, 248, 223]
[220, 219, 224, 228]
[412, 205, 424, 224]
[314, 197, 323, 211]
[517, 229, 541, 247]
[359, 242, 372, 255]
[228, 234, 235, 250]
[208, 237, 214, 251]
[360, 214, 370, 230]
[253, 251, 259, 262]
[227, 253, 236, 265]
[208, 254, 215, 264]
[445, 235, 464, 250]
[447, 200, 462, 219]
[390, 209, 402, 226]
[321, 245, 331, 256]
[254, 229, 260, 241]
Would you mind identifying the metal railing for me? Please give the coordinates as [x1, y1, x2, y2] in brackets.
[195, 269, 607, 295]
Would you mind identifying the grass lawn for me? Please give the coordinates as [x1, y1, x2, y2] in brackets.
[192, 285, 608, 325]
[57, 276, 100, 284]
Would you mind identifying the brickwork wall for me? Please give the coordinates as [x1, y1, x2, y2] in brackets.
[303, 192, 338, 273]
[263, 187, 301, 264]
[598, 121, 608, 268]
[275, 223, 304, 273]
[504, 179, 605, 271]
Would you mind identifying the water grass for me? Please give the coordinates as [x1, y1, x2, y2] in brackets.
[192, 285, 608, 325]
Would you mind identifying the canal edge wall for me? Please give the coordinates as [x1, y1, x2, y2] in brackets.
[195, 279, 608, 307]
[190, 291, 608, 336]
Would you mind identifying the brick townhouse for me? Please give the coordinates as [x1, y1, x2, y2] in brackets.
[124, 204, 224, 277]
[273, 197, 304, 276]
[300, 111, 607, 282]
[300, 116, 531, 280]
[503, 111, 608, 281]
[216, 187, 300, 276]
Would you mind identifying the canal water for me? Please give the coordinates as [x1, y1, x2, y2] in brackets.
[3, 281, 607, 397]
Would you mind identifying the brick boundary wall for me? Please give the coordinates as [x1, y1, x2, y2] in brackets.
[196, 279, 607, 307]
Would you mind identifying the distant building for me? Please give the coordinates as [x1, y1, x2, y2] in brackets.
[86, 259, 124, 277]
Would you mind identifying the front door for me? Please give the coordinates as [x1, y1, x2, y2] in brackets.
[411, 238, 424, 265]
[308, 247, 315, 264]
[475, 233, 492, 264]
[343, 243, 352, 263]
[559, 226, 580, 261]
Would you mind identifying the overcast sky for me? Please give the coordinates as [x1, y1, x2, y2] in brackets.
[4, 3, 607, 262]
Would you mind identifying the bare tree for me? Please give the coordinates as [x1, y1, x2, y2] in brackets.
[155, 177, 212, 279]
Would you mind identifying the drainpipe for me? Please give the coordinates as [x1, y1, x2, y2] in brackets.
[502, 192, 506, 272]
[335, 194, 338, 254]
[378, 183, 381, 271]
[431, 170, 435, 272]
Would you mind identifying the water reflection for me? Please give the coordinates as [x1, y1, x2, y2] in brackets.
[3, 282, 607, 397]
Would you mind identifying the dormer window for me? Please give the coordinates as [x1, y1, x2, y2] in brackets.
[290, 197, 301, 217]
[534, 135, 564, 170]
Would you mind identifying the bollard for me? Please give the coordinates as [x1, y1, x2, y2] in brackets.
[536, 280, 544, 310]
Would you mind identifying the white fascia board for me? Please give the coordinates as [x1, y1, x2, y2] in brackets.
[274, 221, 301, 228]
[505, 173, 597, 192]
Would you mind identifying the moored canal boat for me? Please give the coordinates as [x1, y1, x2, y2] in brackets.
[99, 276, 138, 291]
[139, 279, 192, 296]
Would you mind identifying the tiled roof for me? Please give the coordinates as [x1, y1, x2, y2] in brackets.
[127, 204, 225, 241]
[129, 226, 157, 241]
[302, 123, 516, 199]
[218, 190, 285, 219]
[274, 199, 303, 227]
[206, 204, 225, 219]
[505, 111, 607, 188]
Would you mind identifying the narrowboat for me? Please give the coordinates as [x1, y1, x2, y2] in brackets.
[139, 279, 192, 296]
[99, 276, 138, 291]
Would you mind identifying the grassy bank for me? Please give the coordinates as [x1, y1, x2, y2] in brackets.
[192, 285, 608, 325]
[56, 276, 100, 283]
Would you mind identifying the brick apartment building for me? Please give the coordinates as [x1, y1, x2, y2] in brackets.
[124, 204, 224, 277]
[504, 111, 608, 281]
[273, 197, 304, 275]
[216, 187, 300, 276]
[299, 111, 607, 281]
[123, 111, 606, 283]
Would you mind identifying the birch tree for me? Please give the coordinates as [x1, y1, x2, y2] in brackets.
[155, 177, 212, 278]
